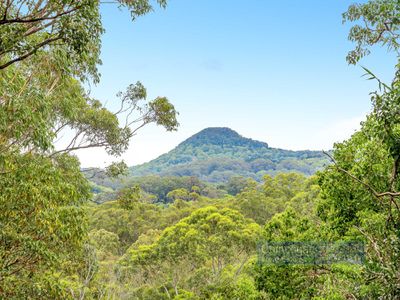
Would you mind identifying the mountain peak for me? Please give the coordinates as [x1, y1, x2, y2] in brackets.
[180, 127, 268, 148]
[130, 127, 328, 182]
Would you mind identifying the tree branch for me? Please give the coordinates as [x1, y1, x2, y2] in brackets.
[323, 150, 400, 200]
[323, 151, 380, 196]
[0, 35, 62, 69]
[0, 5, 80, 25]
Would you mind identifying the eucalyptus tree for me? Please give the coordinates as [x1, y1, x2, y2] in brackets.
[343, 0, 400, 66]
[0, 0, 179, 298]
[317, 0, 400, 297]
[119, 206, 261, 298]
[0, 0, 167, 78]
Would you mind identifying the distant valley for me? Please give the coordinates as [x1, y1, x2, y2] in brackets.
[130, 127, 330, 182]
[88, 127, 330, 200]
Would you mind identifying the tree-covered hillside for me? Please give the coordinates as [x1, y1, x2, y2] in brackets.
[131, 127, 330, 181]
[4, 0, 400, 299]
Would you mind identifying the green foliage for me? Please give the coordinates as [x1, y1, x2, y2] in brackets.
[148, 96, 180, 131]
[316, 63, 400, 298]
[119, 206, 261, 298]
[318, 123, 388, 236]
[316, 2, 400, 296]
[88, 175, 225, 203]
[167, 188, 200, 202]
[224, 176, 252, 195]
[263, 172, 307, 200]
[0, 0, 103, 80]
[182, 127, 268, 148]
[343, 0, 400, 66]
[230, 173, 313, 225]
[0, 0, 168, 79]
[86, 167, 358, 299]
[231, 179, 283, 225]
[117, 184, 152, 210]
[89, 229, 120, 258]
[105, 161, 129, 178]
[130, 127, 330, 182]
[86, 172, 328, 298]
[254, 208, 363, 299]
[351, 210, 400, 298]
[0, 1, 178, 298]
[318, 116, 400, 297]
[0, 153, 91, 298]
[4, 0, 400, 298]
[89, 201, 162, 251]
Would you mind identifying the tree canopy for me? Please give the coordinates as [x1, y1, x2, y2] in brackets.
[3, 0, 400, 298]
[0, 0, 178, 298]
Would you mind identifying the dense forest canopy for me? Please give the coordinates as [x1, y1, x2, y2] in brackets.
[1, 0, 400, 299]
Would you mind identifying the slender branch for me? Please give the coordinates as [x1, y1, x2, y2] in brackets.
[323, 151, 381, 197]
[355, 226, 385, 264]
[50, 142, 108, 157]
[0, 35, 62, 69]
[0, 5, 80, 25]
[390, 155, 400, 191]
[24, 18, 57, 37]
[53, 121, 71, 135]
[3, 0, 12, 20]
[323, 150, 400, 200]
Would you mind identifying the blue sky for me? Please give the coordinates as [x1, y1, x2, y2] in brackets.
[77, 0, 397, 167]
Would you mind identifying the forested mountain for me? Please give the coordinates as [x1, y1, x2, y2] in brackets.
[3, 0, 400, 299]
[130, 127, 329, 181]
